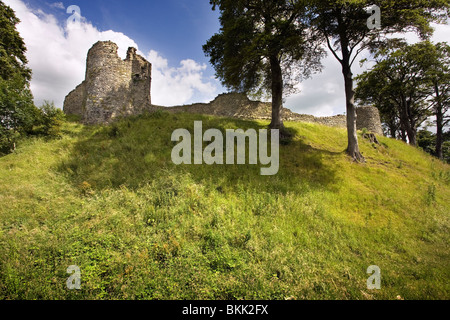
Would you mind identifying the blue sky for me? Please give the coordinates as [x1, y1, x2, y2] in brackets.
[4, 0, 450, 117]
[32, 0, 221, 65]
[6, 0, 226, 108]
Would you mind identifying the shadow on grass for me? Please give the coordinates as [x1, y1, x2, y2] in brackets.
[56, 112, 341, 195]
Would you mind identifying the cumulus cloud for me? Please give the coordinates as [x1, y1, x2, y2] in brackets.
[285, 54, 345, 117]
[49, 2, 65, 10]
[147, 50, 218, 106]
[4, 0, 218, 108]
[285, 23, 450, 117]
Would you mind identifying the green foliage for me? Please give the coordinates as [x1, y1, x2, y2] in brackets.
[204, 0, 324, 96]
[0, 1, 31, 82]
[356, 41, 450, 147]
[418, 130, 437, 156]
[0, 76, 37, 155]
[0, 1, 38, 155]
[418, 130, 450, 163]
[34, 101, 66, 138]
[65, 114, 82, 123]
[0, 113, 449, 300]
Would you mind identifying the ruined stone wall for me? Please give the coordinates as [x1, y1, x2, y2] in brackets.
[63, 81, 86, 117]
[166, 93, 273, 119]
[63, 41, 152, 124]
[164, 93, 384, 135]
[355, 106, 383, 135]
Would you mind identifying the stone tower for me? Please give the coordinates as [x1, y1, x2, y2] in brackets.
[63, 41, 152, 124]
[356, 106, 383, 135]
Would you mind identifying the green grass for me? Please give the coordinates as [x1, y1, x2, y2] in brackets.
[0, 111, 449, 300]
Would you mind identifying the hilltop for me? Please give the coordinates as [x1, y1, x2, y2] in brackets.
[0, 112, 449, 300]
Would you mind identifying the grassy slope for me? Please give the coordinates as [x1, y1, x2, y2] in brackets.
[0, 111, 448, 300]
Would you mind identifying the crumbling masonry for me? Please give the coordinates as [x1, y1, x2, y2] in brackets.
[64, 41, 152, 124]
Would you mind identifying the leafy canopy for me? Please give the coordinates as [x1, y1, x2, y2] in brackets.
[0, 0, 31, 82]
[355, 41, 449, 143]
[204, 0, 324, 98]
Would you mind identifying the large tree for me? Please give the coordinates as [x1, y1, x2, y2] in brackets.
[0, 1, 35, 154]
[204, 0, 324, 137]
[356, 41, 433, 146]
[356, 41, 449, 149]
[0, 1, 31, 82]
[425, 42, 450, 160]
[308, 0, 449, 161]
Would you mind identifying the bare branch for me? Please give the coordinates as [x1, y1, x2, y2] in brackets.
[325, 34, 342, 64]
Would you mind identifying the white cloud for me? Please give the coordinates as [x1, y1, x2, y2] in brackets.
[4, 0, 218, 109]
[285, 52, 345, 117]
[146, 51, 218, 106]
[285, 23, 450, 117]
[431, 22, 450, 43]
[49, 2, 65, 10]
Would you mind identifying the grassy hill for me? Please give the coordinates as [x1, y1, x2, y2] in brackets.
[0, 111, 449, 300]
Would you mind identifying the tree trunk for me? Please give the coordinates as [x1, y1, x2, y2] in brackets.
[399, 97, 417, 146]
[389, 124, 397, 139]
[435, 83, 444, 160]
[408, 129, 417, 147]
[400, 128, 407, 143]
[341, 61, 364, 161]
[336, 30, 364, 162]
[269, 55, 289, 138]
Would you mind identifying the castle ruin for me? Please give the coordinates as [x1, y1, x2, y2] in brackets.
[64, 41, 383, 135]
[64, 41, 153, 124]
[163, 93, 383, 135]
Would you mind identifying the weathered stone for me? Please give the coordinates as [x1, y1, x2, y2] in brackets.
[163, 93, 384, 135]
[355, 106, 383, 135]
[63, 41, 152, 124]
[63, 81, 86, 116]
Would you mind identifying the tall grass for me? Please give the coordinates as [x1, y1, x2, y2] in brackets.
[0, 112, 448, 300]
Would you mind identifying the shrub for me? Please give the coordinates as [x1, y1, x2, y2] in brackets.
[0, 76, 38, 154]
[34, 101, 66, 138]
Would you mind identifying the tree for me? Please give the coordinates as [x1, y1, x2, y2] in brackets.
[35, 101, 66, 138]
[355, 41, 439, 146]
[418, 129, 450, 163]
[356, 41, 449, 150]
[425, 42, 450, 160]
[418, 130, 437, 156]
[0, 75, 36, 154]
[0, 1, 36, 154]
[0, 1, 31, 82]
[308, 0, 449, 160]
[204, 0, 324, 137]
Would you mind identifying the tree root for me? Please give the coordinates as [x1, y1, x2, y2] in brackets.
[363, 133, 380, 145]
[349, 150, 366, 163]
[269, 124, 293, 141]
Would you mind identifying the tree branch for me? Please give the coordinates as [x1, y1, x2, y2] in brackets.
[325, 34, 342, 64]
[349, 32, 367, 67]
